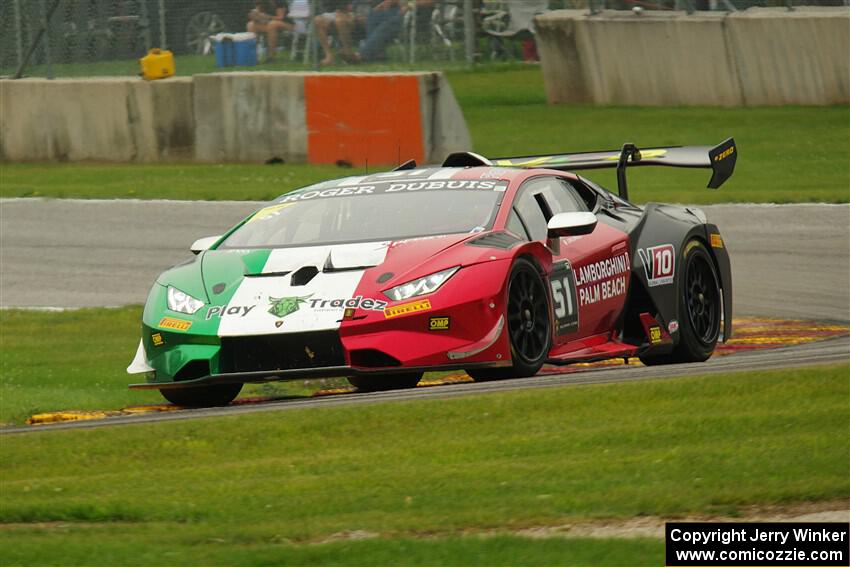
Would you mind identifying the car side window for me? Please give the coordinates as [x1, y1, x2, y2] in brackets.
[512, 177, 590, 242]
[512, 185, 550, 241]
[506, 209, 530, 240]
[548, 178, 590, 214]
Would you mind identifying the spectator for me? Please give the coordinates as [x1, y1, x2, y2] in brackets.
[358, 0, 404, 62]
[247, 1, 294, 61]
[358, 0, 434, 62]
[314, 1, 359, 65]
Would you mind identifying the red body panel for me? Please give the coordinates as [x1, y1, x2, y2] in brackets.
[333, 166, 638, 371]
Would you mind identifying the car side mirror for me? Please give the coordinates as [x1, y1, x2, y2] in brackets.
[547, 212, 597, 238]
[190, 235, 221, 255]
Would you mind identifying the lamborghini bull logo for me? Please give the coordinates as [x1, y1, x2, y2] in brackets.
[268, 294, 312, 320]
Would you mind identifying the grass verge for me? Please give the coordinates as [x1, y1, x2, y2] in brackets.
[0, 362, 847, 563]
[2, 66, 847, 203]
[0, 307, 349, 425]
[0, 532, 662, 567]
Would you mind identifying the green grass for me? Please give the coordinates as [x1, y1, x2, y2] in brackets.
[0, 533, 662, 567]
[2, 66, 848, 203]
[2, 307, 847, 564]
[0, 307, 354, 425]
[1, 362, 847, 564]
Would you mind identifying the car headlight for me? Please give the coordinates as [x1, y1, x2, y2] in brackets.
[166, 286, 205, 315]
[384, 267, 460, 302]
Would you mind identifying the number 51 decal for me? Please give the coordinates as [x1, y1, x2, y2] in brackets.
[549, 261, 579, 336]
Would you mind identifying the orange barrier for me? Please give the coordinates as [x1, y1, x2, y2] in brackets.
[305, 75, 425, 167]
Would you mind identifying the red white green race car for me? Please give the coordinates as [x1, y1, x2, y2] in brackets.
[128, 140, 736, 407]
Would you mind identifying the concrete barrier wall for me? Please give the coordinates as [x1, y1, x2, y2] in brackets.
[726, 8, 850, 106]
[193, 73, 308, 163]
[537, 7, 850, 106]
[1, 72, 470, 165]
[0, 78, 194, 161]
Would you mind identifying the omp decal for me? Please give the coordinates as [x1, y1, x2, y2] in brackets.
[649, 326, 662, 344]
[713, 145, 735, 161]
[269, 295, 311, 318]
[151, 333, 164, 346]
[158, 317, 192, 332]
[710, 233, 724, 248]
[384, 299, 432, 319]
[574, 252, 630, 307]
[429, 317, 450, 331]
[549, 261, 579, 335]
[637, 244, 675, 287]
[206, 305, 256, 320]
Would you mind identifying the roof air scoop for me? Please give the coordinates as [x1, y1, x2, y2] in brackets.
[442, 152, 492, 167]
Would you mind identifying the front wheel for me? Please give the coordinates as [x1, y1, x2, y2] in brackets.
[468, 257, 551, 382]
[640, 239, 721, 366]
[160, 383, 243, 407]
[347, 372, 423, 392]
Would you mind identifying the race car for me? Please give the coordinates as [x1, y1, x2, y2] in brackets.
[128, 139, 736, 407]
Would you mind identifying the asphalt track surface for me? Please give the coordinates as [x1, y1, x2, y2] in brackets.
[1, 200, 848, 321]
[3, 334, 847, 435]
[0, 199, 848, 433]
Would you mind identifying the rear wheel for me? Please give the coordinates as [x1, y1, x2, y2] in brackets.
[640, 240, 721, 366]
[160, 383, 242, 407]
[467, 258, 551, 382]
[347, 372, 423, 392]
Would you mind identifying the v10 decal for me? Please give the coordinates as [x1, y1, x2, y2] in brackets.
[549, 261, 579, 336]
[638, 244, 675, 287]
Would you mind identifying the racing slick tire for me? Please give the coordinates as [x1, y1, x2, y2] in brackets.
[467, 257, 551, 381]
[159, 383, 243, 407]
[347, 372, 423, 392]
[640, 239, 721, 366]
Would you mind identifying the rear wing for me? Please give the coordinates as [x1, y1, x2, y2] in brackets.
[444, 138, 737, 201]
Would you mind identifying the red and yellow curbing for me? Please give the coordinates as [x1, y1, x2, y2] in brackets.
[25, 317, 849, 425]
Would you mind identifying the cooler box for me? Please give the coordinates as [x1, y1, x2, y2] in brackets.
[212, 33, 258, 67]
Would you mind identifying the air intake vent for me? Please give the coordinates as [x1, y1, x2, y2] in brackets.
[466, 231, 523, 250]
[350, 349, 402, 368]
[291, 266, 319, 286]
[219, 332, 345, 373]
[175, 360, 210, 381]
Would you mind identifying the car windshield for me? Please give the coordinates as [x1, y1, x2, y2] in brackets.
[218, 181, 505, 249]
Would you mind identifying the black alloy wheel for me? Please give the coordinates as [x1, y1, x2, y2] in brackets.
[468, 257, 551, 381]
[641, 240, 721, 366]
[684, 244, 721, 347]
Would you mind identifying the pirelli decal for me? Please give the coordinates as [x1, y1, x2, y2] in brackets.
[384, 299, 431, 319]
[158, 317, 192, 332]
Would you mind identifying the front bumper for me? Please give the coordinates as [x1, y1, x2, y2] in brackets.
[130, 260, 513, 388]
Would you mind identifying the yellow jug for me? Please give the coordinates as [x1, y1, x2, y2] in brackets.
[139, 48, 175, 81]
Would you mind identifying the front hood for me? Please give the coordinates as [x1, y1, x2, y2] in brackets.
[192, 233, 497, 336]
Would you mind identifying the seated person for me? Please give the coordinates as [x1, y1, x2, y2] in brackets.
[247, 1, 294, 61]
[314, 0, 359, 65]
[358, 0, 403, 62]
[358, 0, 434, 62]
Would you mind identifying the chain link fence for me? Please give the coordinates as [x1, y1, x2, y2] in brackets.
[2, 0, 846, 78]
